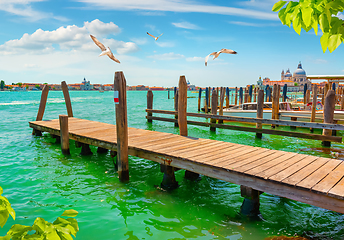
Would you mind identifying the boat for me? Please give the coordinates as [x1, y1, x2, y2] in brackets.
[99, 86, 104, 93]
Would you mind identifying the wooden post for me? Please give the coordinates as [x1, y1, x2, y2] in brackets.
[282, 84, 287, 102]
[226, 87, 229, 109]
[178, 76, 188, 136]
[253, 87, 257, 102]
[210, 89, 218, 131]
[147, 90, 153, 123]
[341, 94, 344, 111]
[219, 87, 225, 124]
[256, 90, 264, 138]
[75, 141, 92, 155]
[239, 87, 243, 105]
[235, 87, 238, 105]
[244, 88, 248, 103]
[271, 84, 278, 128]
[168, 89, 170, 99]
[204, 88, 208, 113]
[61, 81, 73, 117]
[248, 85, 252, 103]
[59, 115, 70, 155]
[240, 186, 261, 216]
[114, 71, 129, 182]
[208, 87, 211, 109]
[310, 85, 318, 133]
[322, 90, 335, 147]
[198, 88, 202, 112]
[174, 90, 179, 127]
[33, 84, 49, 136]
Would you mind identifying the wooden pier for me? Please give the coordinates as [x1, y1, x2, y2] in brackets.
[29, 72, 344, 216]
[30, 117, 344, 214]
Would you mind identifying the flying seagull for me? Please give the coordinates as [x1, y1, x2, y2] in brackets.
[90, 35, 120, 63]
[205, 48, 237, 66]
[147, 32, 163, 41]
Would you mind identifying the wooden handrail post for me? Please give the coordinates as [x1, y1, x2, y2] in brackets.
[178, 76, 188, 136]
[198, 88, 202, 112]
[210, 89, 218, 132]
[256, 90, 264, 138]
[310, 85, 318, 132]
[33, 84, 49, 136]
[322, 90, 335, 147]
[114, 71, 129, 182]
[59, 115, 70, 155]
[147, 90, 153, 123]
[61, 81, 73, 117]
[219, 87, 225, 124]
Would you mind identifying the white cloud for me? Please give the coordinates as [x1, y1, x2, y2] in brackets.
[0, 19, 138, 55]
[130, 37, 148, 45]
[186, 56, 204, 62]
[0, 0, 68, 21]
[76, 0, 278, 20]
[145, 24, 156, 31]
[172, 21, 200, 30]
[155, 41, 175, 48]
[337, 12, 344, 20]
[147, 52, 185, 60]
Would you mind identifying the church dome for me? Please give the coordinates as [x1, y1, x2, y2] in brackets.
[285, 68, 292, 77]
[293, 62, 306, 76]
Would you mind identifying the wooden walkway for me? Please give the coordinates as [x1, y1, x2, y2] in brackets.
[30, 117, 344, 214]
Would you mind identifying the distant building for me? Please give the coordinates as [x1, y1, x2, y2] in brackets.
[80, 78, 93, 90]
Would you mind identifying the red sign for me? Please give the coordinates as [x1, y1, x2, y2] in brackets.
[114, 91, 119, 104]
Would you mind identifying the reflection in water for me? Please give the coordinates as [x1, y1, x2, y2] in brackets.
[299, 147, 344, 159]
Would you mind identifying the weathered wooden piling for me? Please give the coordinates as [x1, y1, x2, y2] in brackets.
[235, 87, 238, 105]
[271, 84, 279, 128]
[282, 84, 287, 102]
[59, 115, 70, 155]
[219, 87, 225, 124]
[174, 90, 179, 127]
[248, 85, 252, 103]
[208, 87, 211, 109]
[33, 84, 49, 136]
[310, 85, 318, 132]
[75, 141, 92, 155]
[226, 87, 230, 109]
[239, 87, 243, 105]
[322, 90, 335, 147]
[210, 89, 218, 132]
[204, 88, 209, 113]
[168, 89, 170, 99]
[240, 186, 261, 216]
[303, 84, 308, 109]
[253, 87, 257, 102]
[341, 94, 344, 111]
[147, 90, 153, 123]
[198, 88, 202, 112]
[61, 81, 73, 117]
[178, 76, 188, 136]
[114, 71, 129, 182]
[256, 90, 264, 138]
[244, 87, 248, 103]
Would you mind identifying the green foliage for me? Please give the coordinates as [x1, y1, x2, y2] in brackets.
[272, 0, 344, 52]
[35, 84, 40, 89]
[0, 187, 78, 240]
[0, 187, 15, 228]
[0, 80, 4, 90]
[294, 82, 299, 86]
[17, 83, 22, 87]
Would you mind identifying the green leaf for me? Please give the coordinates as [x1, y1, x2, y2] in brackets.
[312, 14, 319, 35]
[301, 7, 314, 27]
[272, 0, 287, 11]
[61, 210, 78, 218]
[320, 32, 330, 53]
[293, 12, 302, 34]
[0, 210, 9, 228]
[328, 34, 343, 52]
[319, 13, 329, 32]
[0, 235, 11, 240]
[65, 219, 78, 233]
[33, 218, 47, 233]
[0, 187, 3, 195]
[278, 7, 287, 24]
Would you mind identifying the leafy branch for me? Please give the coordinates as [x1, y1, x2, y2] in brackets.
[272, 0, 344, 52]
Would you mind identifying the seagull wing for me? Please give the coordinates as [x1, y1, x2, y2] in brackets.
[205, 52, 217, 66]
[90, 35, 106, 51]
[147, 32, 156, 39]
[219, 48, 237, 54]
[156, 33, 163, 40]
[107, 47, 120, 64]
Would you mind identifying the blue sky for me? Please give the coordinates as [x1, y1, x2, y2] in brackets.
[0, 0, 343, 87]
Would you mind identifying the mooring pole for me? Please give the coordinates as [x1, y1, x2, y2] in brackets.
[168, 89, 170, 99]
[240, 186, 261, 217]
[59, 115, 70, 155]
[61, 81, 73, 117]
[218, 87, 225, 124]
[147, 90, 153, 123]
[256, 90, 264, 139]
[235, 87, 238, 105]
[226, 87, 230, 109]
[210, 89, 218, 132]
[205, 88, 209, 113]
[198, 88, 202, 112]
[239, 87, 243, 105]
[114, 71, 129, 182]
[253, 86, 257, 102]
[322, 90, 335, 147]
[174, 90, 179, 127]
[33, 84, 49, 136]
[310, 85, 318, 132]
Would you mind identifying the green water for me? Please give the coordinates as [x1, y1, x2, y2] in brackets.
[1, 90, 344, 240]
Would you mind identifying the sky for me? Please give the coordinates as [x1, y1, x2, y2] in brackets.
[0, 0, 343, 87]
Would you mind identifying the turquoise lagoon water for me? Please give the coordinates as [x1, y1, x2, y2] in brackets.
[1, 90, 344, 239]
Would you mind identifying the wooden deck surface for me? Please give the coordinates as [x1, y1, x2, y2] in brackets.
[30, 117, 344, 214]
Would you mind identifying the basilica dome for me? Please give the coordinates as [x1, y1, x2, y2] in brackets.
[293, 62, 306, 77]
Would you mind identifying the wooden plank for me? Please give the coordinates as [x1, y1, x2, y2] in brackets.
[328, 176, 344, 199]
[282, 157, 329, 186]
[143, 137, 195, 151]
[297, 159, 342, 189]
[192, 144, 244, 163]
[176, 142, 232, 159]
[254, 154, 308, 179]
[312, 162, 344, 194]
[245, 152, 298, 176]
[269, 156, 319, 182]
